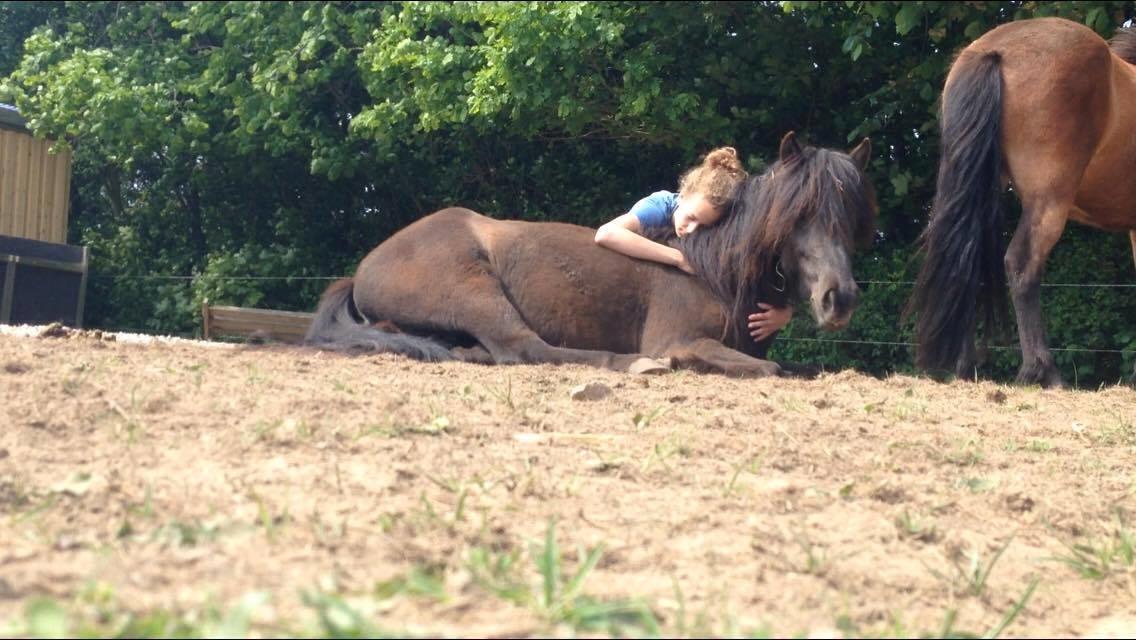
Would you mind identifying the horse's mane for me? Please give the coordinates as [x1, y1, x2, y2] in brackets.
[646, 145, 875, 346]
[1110, 26, 1136, 65]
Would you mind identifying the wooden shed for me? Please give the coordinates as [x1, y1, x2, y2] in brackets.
[0, 104, 71, 243]
[0, 103, 86, 327]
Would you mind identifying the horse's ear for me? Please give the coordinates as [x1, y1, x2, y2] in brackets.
[849, 137, 872, 170]
[779, 131, 803, 162]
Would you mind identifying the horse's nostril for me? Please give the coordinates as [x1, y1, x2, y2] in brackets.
[823, 288, 836, 313]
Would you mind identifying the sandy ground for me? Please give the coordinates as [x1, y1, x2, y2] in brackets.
[1, 324, 1134, 637]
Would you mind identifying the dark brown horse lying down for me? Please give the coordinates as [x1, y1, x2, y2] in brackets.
[306, 132, 876, 376]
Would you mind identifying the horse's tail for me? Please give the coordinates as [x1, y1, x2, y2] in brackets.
[906, 52, 1008, 374]
[304, 277, 454, 362]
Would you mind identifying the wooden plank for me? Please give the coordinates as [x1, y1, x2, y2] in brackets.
[60, 150, 72, 242]
[51, 149, 72, 243]
[202, 299, 213, 340]
[37, 140, 54, 243]
[25, 138, 44, 242]
[203, 305, 314, 343]
[0, 132, 14, 237]
[11, 133, 29, 239]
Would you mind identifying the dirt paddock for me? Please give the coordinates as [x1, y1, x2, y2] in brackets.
[1, 325, 1134, 637]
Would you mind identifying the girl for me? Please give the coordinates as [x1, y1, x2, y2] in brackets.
[594, 147, 793, 342]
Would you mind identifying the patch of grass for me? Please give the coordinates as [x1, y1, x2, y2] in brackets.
[374, 565, 448, 602]
[640, 438, 691, 474]
[892, 398, 927, 421]
[409, 414, 451, 435]
[840, 576, 1038, 639]
[792, 529, 831, 577]
[466, 519, 660, 636]
[956, 476, 999, 494]
[895, 509, 941, 543]
[862, 399, 887, 414]
[632, 406, 668, 430]
[151, 518, 223, 548]
[931, 536, 1014, 597]
[1051, 519, 1136, 580]
[250, 491, 290, 543]
[301, 590, 404, 638]
[944, 438, 984, 467]
[60, 362, 92, 396]
[185, 362, 206, 391]
[3, 588, 275, 639]
[667, 577, 774, 638]
[482, 377, 516, 411]
[1088, 418, 1136, 447]
[4, 580, 427, 639]
[723, 453, 765, 498]
[353, 410, 451, 440]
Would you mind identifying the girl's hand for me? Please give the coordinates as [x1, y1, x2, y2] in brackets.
[675, 252, 696, 275]
[748, 303, 793, 342]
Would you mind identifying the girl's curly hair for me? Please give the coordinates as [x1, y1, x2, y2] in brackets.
[677, 147, 749, 209]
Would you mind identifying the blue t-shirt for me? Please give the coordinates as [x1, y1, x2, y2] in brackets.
[629, 190, 678, 229]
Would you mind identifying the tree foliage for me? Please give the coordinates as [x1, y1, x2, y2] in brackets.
[1, 1, 1133, 384]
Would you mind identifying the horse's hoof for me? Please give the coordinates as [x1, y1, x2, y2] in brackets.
[1015, 364, 1064, 389]
[756, 361, 782, 377]
[629, 357, 672, 375]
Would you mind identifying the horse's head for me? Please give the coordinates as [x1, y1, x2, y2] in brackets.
[675, 132, 876, 342]
[766, 132, 877, 331]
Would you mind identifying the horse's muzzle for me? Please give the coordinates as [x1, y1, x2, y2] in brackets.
[815, 282, 860, 331]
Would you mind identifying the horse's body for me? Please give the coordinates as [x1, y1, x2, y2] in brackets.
[909, 18, 1136, 387]
[306, 133, 876, 376]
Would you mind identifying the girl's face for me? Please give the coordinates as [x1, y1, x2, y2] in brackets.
[673, 192, 722, 238]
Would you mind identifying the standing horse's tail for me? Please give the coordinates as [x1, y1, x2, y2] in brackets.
[906, 52, 1008, 375]
[304, 277, 454, 361]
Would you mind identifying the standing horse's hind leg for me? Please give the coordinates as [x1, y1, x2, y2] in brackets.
[1126, 230, 1136, 384]
[1005, 198, 1070, 387]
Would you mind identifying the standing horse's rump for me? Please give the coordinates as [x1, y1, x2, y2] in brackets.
[908, 17, 1136, 387]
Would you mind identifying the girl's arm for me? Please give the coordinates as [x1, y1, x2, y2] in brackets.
[595, 213, 693, 273]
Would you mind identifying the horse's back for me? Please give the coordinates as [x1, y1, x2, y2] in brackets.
[352, 207, 670, 351]
[471, 214, 659, 350]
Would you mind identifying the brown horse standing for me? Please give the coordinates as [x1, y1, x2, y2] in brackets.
[909, 18, 1136, 387]
[306, 133, 876, 376]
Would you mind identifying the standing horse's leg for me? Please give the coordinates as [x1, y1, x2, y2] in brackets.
[1130, 231, 1136, 384]
[1004, 197, 1071, 387]
[662, 339, 781, 377]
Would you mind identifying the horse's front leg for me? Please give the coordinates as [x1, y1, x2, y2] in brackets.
[1005, 199, 1069, 388]
[662, 338, 781, 378]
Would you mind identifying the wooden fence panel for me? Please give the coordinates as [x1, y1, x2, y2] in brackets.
[0, 129, 72, 244]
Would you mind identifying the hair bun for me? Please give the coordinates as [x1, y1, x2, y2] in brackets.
[703, 147, 744, 175]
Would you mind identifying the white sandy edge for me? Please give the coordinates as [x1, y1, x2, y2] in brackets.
[0, 323, 238, 349]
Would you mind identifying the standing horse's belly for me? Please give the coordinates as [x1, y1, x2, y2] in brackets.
[1072, 57, 1136, 232]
